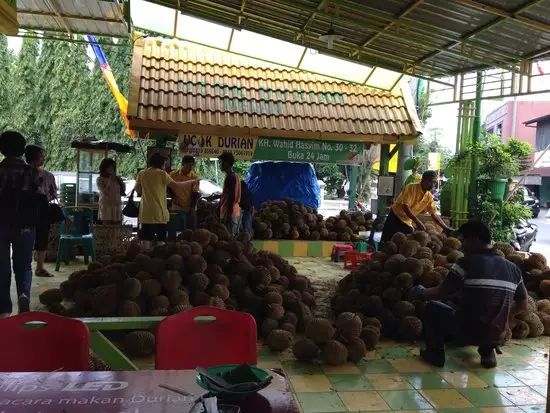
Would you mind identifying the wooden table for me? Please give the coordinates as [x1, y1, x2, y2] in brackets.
[0, 369, 299, 413]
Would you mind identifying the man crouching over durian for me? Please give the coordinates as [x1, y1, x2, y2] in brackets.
[410, 221, 528, 368]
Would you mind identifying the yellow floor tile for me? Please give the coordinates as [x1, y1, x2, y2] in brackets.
[420, 389, 474, 409]
[439, 372, 489, 388]
[290, 375, 333, 392]
[389, 359, 433, 373]
[322, 362, 361, 375]
[399, 410, 437, 413]
[338, 391, 390, 411]
[366, 373, 414, 390]
[364, 351, 381, 360]
[257, 360, 282, 369]
[481, 408, 525, 413]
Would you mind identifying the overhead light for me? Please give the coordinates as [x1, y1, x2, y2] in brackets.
[318, 23, 343, 50]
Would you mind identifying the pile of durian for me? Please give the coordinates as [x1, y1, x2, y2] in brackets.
[253, 199, 373, 241]
[39, 226, 317, 358]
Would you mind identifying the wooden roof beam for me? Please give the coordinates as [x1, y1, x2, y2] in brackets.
[296, 0, 327, 41]
[351, 0, 424, 58]
[456, 0, 550, 33]
[18, 10, 123, 24]
[44, 0, 72, 36]
[413, 0, 547, 66]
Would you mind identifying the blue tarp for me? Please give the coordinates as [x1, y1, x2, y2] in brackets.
[246, 161, 321, 209]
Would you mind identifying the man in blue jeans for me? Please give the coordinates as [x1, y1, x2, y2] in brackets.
[0, 131, 42, 316]
[411, 221, 528, 368]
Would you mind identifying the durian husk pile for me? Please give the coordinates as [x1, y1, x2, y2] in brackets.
[330, 230, 550, 345]
[331, 229, 465, 343]
[252, 199, 373, 241]
[291, 312, 381, 365]
[41, 227, 317, 357]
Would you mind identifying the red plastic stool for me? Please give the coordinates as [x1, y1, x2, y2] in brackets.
[331, 244, 354, 262]
[344, 251, 372, 269]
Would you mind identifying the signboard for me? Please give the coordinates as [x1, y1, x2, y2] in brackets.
[177, 133, 366, 164]
[427, 152, 441, 171]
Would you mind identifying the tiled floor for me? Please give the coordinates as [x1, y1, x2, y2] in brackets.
[258, 338, 550, 413]
[12, 257, 550, 413]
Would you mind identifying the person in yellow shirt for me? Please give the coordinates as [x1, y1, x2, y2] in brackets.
[168, 156, 200, 241]
[135, 153, 198, 248]
[381, 170, 452, 242]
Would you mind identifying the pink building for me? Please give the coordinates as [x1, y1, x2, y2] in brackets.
[485, 101, 550, 204]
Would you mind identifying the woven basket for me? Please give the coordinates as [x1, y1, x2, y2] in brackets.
[94, 225, 134, 258]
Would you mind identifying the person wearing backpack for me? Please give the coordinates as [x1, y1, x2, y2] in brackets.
[240, 180, 254, 236]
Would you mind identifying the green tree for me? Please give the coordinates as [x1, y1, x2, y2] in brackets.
[0, 35, 14, 131]
[413, 128, 453, 172]
[10, 36, 40, 139]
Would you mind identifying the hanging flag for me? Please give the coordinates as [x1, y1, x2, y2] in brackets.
[536, 61, 545, 76]
[85, 35, 135, 138]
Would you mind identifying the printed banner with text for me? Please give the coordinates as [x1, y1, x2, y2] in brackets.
[178, 133, 367, 164]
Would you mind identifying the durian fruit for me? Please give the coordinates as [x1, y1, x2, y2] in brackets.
[118, 300, 141, 317]
[494, 242, 514, 257]
[446, 250, 464, 264]
[399, 240, 421, 258]
[540, 280, 550, 297]
[382, 287, 402, 305]
[381, 241, 399, 256]
[281, 322, 296, 336]
[323, 340, 348, 366]
[363, 295, 383, 316]
[39, 288, 63, 306]
[404, 258, 424, 280]
[292, 338, 320, 361]
[420, 270, 442, 288]
[526, 313, 544, 337]
[537, 299, 550, 314]
[266, 329, 293, 351]
[169, 290, 189, 306]
[346, 337, 367, 361]
[361, 325, 380, 350]
[384, 254, 406, 275]
[512, 320, 530, 339]
[335, 312, 362, 340]
[538, 313, 550, 335]
[261, 318, 279, 339]
[305, 318, 335, 344]
[504, 327, 512, 343]
[161, 270, 182, 292]
[189, 273, 210, 291]
[123, 331, 155, 357]
[525, 253, 547, 271]
[507, 253, 524, 267]
[142, 279, 162, 297]
[395, 273, 413, 291]
[391, 232, 407, 246]
[267, 304, 285, 320]
[393, 301, 416, 318]
[411, 231, 430, 247]
[444, 237, 462, 250]
[398, 316, 423, 341]
[123, 277, 142, 300]
[362, 317, 382, 330]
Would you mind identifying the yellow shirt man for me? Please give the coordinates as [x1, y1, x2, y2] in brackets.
[392, 183, 436, 227]
[136, 167, 173, 224]
[170, 169, 200, 212]
[381, 171, 452, 242]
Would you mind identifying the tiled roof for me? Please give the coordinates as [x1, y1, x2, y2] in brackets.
[128, 38, 422, 143]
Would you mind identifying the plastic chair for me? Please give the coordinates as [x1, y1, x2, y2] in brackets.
[344, 251, 372, 270]
[56, 206, 96, 271]
[331, 244, 354, 262]
[155, 306, 257, 370]
[0, 312, 90, 372]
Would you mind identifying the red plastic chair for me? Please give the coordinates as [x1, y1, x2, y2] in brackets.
[155, 306, 257, 370]
[344, 251, 372, 269]
[0, 312, 90, 372]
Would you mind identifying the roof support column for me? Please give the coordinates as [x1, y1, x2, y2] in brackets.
[395, 143, 413, 194]
[348, 165, 358, 210]
[468, 71, 483, 219]
[377, 144, 391, 220]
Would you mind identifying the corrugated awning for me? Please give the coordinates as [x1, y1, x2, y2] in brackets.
[127, 38, 423, 143]
[16, 0, 127, 37]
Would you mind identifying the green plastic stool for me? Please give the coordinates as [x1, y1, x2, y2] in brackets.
[56, 207, 95, 271]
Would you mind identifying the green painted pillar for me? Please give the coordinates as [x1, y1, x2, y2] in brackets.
[348, 165, 359, 210]
[377, 144, 391, 219]
[395, 143, 413, 194]
[468, 72, 483, 218]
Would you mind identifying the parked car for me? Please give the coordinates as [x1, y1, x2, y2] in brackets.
[522, 187, 540, 218]
[511, 219, 538, 252]
[123, 178, 222, 203]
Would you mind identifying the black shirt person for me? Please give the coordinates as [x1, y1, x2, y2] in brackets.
[411, 221, 528, 368]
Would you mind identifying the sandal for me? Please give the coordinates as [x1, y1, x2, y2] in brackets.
[35, 269, 54, 278]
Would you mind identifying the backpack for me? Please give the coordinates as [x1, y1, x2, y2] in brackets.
[239, 180, 253, 210]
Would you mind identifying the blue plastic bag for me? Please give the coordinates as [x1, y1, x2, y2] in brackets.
[246, 162, 320, 209]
